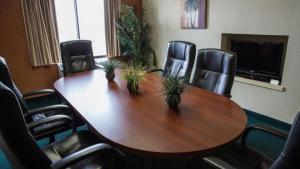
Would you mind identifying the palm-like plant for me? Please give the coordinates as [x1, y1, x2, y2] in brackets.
[116, 5, 156, 68]
[184, 0, 199, 28]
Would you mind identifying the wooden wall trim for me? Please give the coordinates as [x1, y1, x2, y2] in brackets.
[0, 1, 58, 93]
[122, 0, 142, 14]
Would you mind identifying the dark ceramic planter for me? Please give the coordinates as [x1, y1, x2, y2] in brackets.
[106, 72, 115, 81]
[127, 82, 139, 95]
[166, 94, 181, 109]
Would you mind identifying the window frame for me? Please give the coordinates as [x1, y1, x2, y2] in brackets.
[55, 0, 107, 58]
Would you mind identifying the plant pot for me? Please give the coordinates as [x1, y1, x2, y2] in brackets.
[127, 81, 139, 95]
[106, 72, 115, 81]
[166, 94, 181, 109]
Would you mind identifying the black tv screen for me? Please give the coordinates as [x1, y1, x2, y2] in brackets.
[231, 40, 284, 81]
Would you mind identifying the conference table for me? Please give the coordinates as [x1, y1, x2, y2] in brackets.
[54, 69, 247, 158]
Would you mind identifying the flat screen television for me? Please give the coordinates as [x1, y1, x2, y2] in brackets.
[230, 40, 285, 83]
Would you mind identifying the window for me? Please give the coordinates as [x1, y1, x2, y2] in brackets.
[55, 0, 106, 56]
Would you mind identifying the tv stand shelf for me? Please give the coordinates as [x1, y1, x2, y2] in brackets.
[234, 76, 285, 92]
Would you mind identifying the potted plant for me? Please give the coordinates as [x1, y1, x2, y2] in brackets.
[122, 65, 146, 95]
[163, 75, 187, 109]
[116, 4, 157, 68]
[103, 60, 119, 81]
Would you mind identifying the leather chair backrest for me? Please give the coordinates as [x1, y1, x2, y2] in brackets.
[60, 40, 96, 76]
[162, 41, 196, 77]
[190, 49, 236, 97]
[0, 82, 51, 169]
[0, 56, 29, 112]
[270, 112, 300, 169]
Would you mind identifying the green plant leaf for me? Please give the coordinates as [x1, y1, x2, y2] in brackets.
[116, 4, 157, 68]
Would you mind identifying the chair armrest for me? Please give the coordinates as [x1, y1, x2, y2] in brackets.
[241, 124, 289, 146]
[223, 94, 232, 98]
[23, 89, 56, 98]
[201, 125, 288, 169]
[50, 143, 124, 169]
[147, 68, 163, 73]
[27, 115, 73, 130]
[25, 105, 70, 118]
[202, 156, 237, 169]
[95, 64, 104, 69]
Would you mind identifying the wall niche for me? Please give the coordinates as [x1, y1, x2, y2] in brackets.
[222, 33, 288, 86]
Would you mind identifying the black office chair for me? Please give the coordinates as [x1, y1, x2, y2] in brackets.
[189, 49, 236, 98]
[60, 40, 98, 76]
[150, 41, 196, 77]
[0, 56, 74, 141]
[200, 112, 300, 169]
[0, 82, 125, 169]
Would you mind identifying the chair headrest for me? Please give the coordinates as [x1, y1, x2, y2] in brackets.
[167, 41, 196, 60]
[197, 49, 236, 74]
[0, 56, 15, 88]
[60, 40, 93, 56]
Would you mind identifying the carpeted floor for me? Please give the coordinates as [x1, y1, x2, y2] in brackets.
[0, 95, 291, 169]
[244, 110, 289, 159]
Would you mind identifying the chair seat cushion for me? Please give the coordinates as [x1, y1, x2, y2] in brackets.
[210, 144, 273, 169]
[43, 130, 121, 169]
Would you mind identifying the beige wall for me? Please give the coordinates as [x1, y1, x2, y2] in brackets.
[143, 0, 300, 123]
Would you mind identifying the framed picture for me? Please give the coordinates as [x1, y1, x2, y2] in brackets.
[181, 0, 207, 29]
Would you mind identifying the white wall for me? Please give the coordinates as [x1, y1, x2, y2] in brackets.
[143, 0, 300, 123]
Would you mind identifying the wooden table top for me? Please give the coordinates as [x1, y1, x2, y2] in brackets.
[54, 70, 247, 157]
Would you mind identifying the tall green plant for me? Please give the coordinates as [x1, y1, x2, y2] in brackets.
[116, 4, 157, 68]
